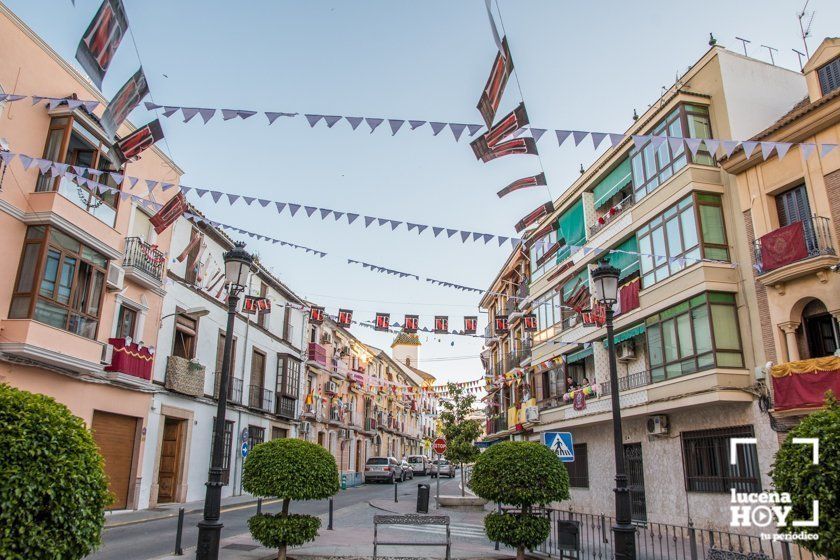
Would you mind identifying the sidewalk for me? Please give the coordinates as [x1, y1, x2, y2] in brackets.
[105, 493, 264, 528]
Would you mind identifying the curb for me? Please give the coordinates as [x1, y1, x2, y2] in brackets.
[104, 498, 268, 529]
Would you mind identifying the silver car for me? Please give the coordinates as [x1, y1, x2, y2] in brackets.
[430, 459, 455, 478]
[406, 455, 430, 475]
[364, 456, 406, 484]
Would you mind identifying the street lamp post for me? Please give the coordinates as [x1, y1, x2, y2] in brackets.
[196, 242, 253, 560]
[591, 259, 636, 560]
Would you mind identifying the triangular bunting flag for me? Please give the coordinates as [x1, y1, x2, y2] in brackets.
[305, 114, 324, 127]
[820, 143, 838, 157]
[347, 213, 359, 225]
[571, 131, 589, 146]
[446, 229, 457, 238]
[182, 108, 200, 123]
[221, 109, 239, 120]
[275, 202, 286, 213]
[460, 231, 470, 242]
[257, 198, 271, 207]
[668, 137, 684, 153]
[685, 138, 702, 156]
[591, 132, 607, 149]
[324, 115, 342, 128]
[304, 206, 317, 217]
[365, 118, 384, 133]
[467, 124, 483, 136]
[195, 188, 208, 198]
[555, 130, 572, 147]
[288, 204, 301, 216]
[449, 123, 467, 141]
[760, 142, 776, 161]
[800, 143, 816, 160]
[364, 216, 376, 227]
[430, 122, 446, 136]
[163, 106, 180, 118]
[319, 208, 331, 219]
[345, 116, 364, 130]
[741, 141, 758, 159]
[433, 227, 444, 237]
[388, 119, 405, 135]
[226, 194, 240, 205]
[389, 220, 401, 230]
[531, 128, 547, 143]
[237, 110, 257, 119]
[210, 191, 223, 203]
[721, 140, 740, 158]
[242, 196, 256, 206]
[632, 135, 650, 150]
[409, 120, 426, 130]
[608, 133, 625, 147]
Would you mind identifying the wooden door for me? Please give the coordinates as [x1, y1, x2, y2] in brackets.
[157, 418, 185, 503]
[91, 411, 138, 510]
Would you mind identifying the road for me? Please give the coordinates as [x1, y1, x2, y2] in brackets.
[86, 474, 453, 560]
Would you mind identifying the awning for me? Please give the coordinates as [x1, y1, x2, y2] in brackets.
[608, 236, 640, 280]
[602, 323, 646, 348]
[556, 199, 585, 263]
[593, 158, 633, 209]
[567, 345, 593, 363]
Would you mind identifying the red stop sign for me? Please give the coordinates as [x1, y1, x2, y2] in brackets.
[432, 437, 447, 455]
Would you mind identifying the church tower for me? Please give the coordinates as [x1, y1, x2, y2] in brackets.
[391, 332, 421, 368]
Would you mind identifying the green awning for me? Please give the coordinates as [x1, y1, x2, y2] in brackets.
[593, 158, 633, 209]
[607, 236, 640, 280]
[602, 324, 646, 348]
[567, 345, 593, 363]
[562, 269, 589, 301]
[556, 199, 585, 263]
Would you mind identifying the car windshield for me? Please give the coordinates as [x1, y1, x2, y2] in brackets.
[366, 458, 389, 465]
[408, 457, 424, 463]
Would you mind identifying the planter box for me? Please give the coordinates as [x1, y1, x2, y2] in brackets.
[165, 355, 206, 397]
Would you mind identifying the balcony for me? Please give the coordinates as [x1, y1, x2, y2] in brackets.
[214, 375, 243, 404]
[275, 396, 296, 419]
[123, 237, 166, 290]
[329, 406, 342, 424]
[589, 194, 635, 237]
[331, 357, 350, 378]
[0, 318, 105, 375]
[163, 354, 204, 395]
[486, 415, 508, 436]
[770, 356, 840, 412]
[307, 342, 327, 368]
[753, 216, 837, 283]
[600, 369, 653, 397]
[248, 385, 274, 412]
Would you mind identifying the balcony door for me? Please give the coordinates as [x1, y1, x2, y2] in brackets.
[776, 185, 816, 252]
[803, 300, 839, 359]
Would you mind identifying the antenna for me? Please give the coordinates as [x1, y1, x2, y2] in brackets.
[792, 49, 806, 71]
[797, 0, 815, 58]
[760, 44, 778, 65]
[735, 37, 751, 56]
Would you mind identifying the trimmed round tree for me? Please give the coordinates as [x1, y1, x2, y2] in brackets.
[0, 384, 110, 560]
[771, 393, 839, 559]
[439, 382, 482, 495]
[471, 441, 570, 560]
[243, 438, 339, 560]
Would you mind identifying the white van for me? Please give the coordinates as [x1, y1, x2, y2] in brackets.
[406, 455, 430, 476]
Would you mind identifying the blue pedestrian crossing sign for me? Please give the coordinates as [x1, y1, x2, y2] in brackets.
[543, 432, 575, 462]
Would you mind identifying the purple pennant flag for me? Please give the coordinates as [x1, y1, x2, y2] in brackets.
[472, 232, 482, 241]
[160, 183, 175, 192]
[31, 96, 46, 106]
[555, 130, 572, 147]
[364, 216, 375, 227]
[741, 141, 758, 159]
[195, 188, 208, 198]
[446, 229, 457, 238]
[632, 135, 650, 150]
[275, 202, 286, 213]
[128, 176, 140, 189]
[417, 225, 428, 234]
[145, 179, 158, 191]
[199, 109, 216, 124]
[53, 162, 68, 174]
[180, 186, 192, 194]
[242, 196, 256, 206]
[649, 136, 667, 150]
[800, 143, 816, 160]
[237, 110, 257, 119]
[182, 108, 200, 123]
[210, 191, 223, 203]
[67, 99, 84, 111]
[0, 151, 13, 165]
[433, 226, 444, 237]
[333, 211, 344, 221]
[449, 123, 467, 141]
[572, 130, 589, 146]
[608, 133, 625, 147]
[145, 102, 161, 110]
[460, 231, 470, 242]
[305, 114, 324, 127]
[346, 213, 359, 224]
[221, 109, 239, 120]
[304, 206, 317, 217]
[389, 220, 402, 230]
[6, 94, 26, 102]
[760, 142, 775, 161]
[36, 159, 52, 173]
[668, 137, 684, 153]
[591, 132, 607, 149]
[162, 107, 180, 118]
[409, 120, 426, 130]
[82, 100, 99, 113]
[482, 233, 493, 244]
[720, 140, 739, 157]
[365, 118, 384, 133]
[388, 119, 405, 135]
[110, 172, 123, 184]
[467, 123, 483, 136]
[324, 115, 342, 128]
[71, 165, 85, 175]
[257, 198, 270, 207]
[430, 122, 446, 136]
[319, 208, 331, 219]
[377, 218, 388, 227]
[531, 128, 547, 143]
[684, 138, 702, 157]
[265, 112, 295, 124]
[119, 191, 131, 201]
[345, 116, 364, 130]
[820, 143, 838, 157]
[704, 139, 721, 157]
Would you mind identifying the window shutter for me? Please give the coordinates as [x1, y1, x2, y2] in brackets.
[818, 57, 840, 95]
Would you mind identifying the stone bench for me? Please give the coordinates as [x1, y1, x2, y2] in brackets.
[706, 548, 771, 560]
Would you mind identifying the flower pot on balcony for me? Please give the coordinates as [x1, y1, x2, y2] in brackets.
[165, 355, 206, 397]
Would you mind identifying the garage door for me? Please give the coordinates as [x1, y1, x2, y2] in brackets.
[91, 411, 138, 510]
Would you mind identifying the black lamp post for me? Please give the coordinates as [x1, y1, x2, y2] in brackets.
[196, 241, 252, 560]
[591, 259, 636, 560]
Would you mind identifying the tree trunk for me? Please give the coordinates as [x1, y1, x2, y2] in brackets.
[460, 463, 465, 497]
[516, 545, 525, 560]
[282, 498, 290, 514]
[278, 544, 287, 560]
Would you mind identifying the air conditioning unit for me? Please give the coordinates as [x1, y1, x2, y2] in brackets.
[646, 414, 669, 436]
[616, 340, 635, 362]
[320, 332, 332, 344]
[299, 421, 311, 434]
[525, 406, 540, 423]
[101, 343, 114, 365]
[325, 381, 338, 395]
[106, 263, 124, 291]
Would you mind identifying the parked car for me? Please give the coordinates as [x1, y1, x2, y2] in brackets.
[364, 456, 406, 484]
[406, 455, 430, 476]
[400, 460, 415, 480]
[430, 459, 455, 478]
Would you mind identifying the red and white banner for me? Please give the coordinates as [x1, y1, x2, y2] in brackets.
[75, 0, 129, 89]
[149, 191, 187, 234]
[476, 37, 513, 128]
[116, 119, 164, 162]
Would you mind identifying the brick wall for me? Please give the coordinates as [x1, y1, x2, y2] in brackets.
[743, 210, 778, 363]
[825, 169, 840, 245]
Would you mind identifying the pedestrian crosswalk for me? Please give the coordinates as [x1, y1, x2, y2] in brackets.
[387, 522, 488, 540]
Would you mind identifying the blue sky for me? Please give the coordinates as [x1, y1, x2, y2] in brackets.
[5, 0, 838, 383]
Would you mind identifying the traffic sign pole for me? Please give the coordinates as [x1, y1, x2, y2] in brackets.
[436, 452, 440, 510]
[432, 438, 446, 510]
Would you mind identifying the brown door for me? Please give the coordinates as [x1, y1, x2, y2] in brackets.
[157, 418, 185, 503]
[91, 411, 138, 510]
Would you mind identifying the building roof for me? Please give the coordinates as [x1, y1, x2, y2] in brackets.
[391, 332, 421, 347]
[408, 365, 436, 384]
[747, 89, 840, 142]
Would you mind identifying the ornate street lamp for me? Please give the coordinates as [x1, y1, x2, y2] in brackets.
[591, 259, 636, 560]
[196, 242, 252, 560]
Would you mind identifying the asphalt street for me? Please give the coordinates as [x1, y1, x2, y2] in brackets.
[85, 474, 451, 560]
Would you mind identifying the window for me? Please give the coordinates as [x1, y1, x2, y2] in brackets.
[277, 355, 301, 398]
[529, 228, 558, 281]
[247, 425, 265, 454]
[257, 283, 268, 329]
[210, 419, 235, 485]
[250, 349, 266, 389]
[645, 292, 743, 383]
[637, 193, 728, 289]
[681, 426, 760, 493]
[276, 397, 296, 419]
[631, 104, 714, 201]
[534, 292, 562, 334]
[215, 331, 237, 378]
[35, 117, 120, 227]
[10, 226, 108, 339]
[115, 305, 137, 339]
[170, 313, 197, 359]
[565, 444, 589, 488]
[817, 56, 840, 95]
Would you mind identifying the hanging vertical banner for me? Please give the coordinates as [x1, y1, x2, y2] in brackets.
[309, 306, 325, 325]
[101, 67, 149, 139]
[477, 37, 513, 128]
[149, 191, 187, 234]
[523, 314, 538, 332]
[434, 316, 449, 334]
[375, 313, 390, 331]
[464, 316, 478, 335]
[337, 309, 353, 328]
[243, 296, 270, 314]
[494, 315, 509, 334]
[404, 315, 419, 333]
[514, 201, 554, 233]
[481, 102, 530, 150]
[497, 172, 546, 198]
[116, 119, 164, 162]
[472, 136, 538, 163]
[75, 0, 130, 89]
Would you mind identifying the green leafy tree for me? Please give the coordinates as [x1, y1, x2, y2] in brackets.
[771, 392, 840, 559]
[439, 382, 482, 496]
[0, 384, 110, 559]
[471, 441, 570, 560]
[243, 438, 339, 560]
